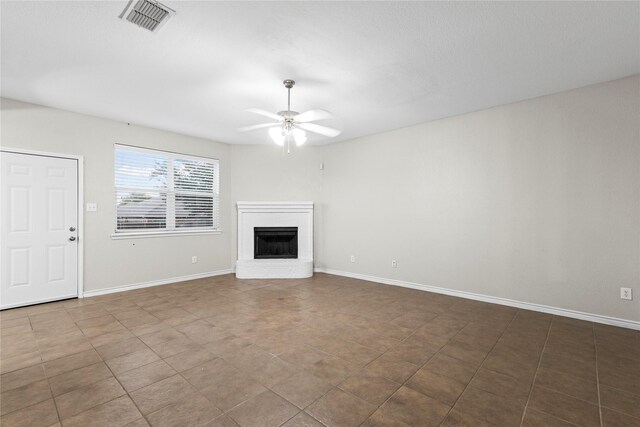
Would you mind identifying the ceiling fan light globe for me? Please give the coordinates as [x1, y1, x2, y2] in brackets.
[292, 128, 307, 146]
[269, 127, 285, 146]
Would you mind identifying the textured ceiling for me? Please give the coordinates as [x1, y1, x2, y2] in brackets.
[1, 1, 638, 145]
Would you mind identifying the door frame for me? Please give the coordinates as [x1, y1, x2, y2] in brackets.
[1, 147, 84, 305]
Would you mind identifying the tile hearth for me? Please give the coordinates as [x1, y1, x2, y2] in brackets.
[1, 274, 638, 426]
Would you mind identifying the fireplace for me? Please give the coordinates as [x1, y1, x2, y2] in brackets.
[236, 201, 313, 279]
[254, 227, 298, 259]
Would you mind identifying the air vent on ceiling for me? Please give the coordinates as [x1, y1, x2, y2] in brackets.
[120, 0, 175, 33]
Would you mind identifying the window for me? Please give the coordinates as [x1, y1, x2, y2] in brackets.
[114, 144, 219, 235]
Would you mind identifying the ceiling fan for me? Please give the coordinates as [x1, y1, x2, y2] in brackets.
[238, 79, 341, 151]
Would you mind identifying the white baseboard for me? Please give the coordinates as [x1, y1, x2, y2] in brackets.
[82, 269, 233, 298]
[314, 268, 640, 331]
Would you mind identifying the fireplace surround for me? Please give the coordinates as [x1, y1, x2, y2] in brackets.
[235, 202, 313, 278]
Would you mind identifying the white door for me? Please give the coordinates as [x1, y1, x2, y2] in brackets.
[1, 151, 79, 309]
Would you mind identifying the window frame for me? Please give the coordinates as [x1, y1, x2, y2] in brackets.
[112, 144, 221, 239]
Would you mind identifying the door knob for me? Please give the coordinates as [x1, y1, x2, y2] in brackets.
[69, 227, 76, 232]
[69, 236, 77, 241]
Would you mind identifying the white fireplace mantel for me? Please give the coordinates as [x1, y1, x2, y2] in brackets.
[235, 201, 313, 279]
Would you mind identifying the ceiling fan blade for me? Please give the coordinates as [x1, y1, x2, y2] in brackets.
[297, 122, 342, 138]
[244, 108, 283, 122]
[237, 123, 280, 132]
[294, 109, 334, 123]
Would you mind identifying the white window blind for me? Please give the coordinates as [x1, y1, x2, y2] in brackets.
[115, 144, 219, 234]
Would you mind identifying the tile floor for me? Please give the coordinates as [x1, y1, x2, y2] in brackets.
[1, 273, 638, 427]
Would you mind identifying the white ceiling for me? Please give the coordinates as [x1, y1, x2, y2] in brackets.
[1, 1, 638, 145]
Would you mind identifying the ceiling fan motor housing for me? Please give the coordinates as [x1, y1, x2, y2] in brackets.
[277, 110, 299, 118]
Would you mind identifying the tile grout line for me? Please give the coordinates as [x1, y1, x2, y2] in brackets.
[528, 383, 606, 408]
[233, 294, 353, 424]
[288, 310, 429, 425]
[516, 320, 605, 425]
[284, 304, 507, 424]
[267, 350, 336, 425]
[31, 310, 64, 427]
[356, 305, 518, 425]
[123, 302, 234, 425]
[360, 308, 466, 421]
[130, 296, 264, 425]
[519, 315, 554, 427]
[150, 299, 298, 424]
[61, 299, 182, 425]
[593, 327, 603, 427]
[351, 325, 462, 425]
[70, 303, 150, 426]
[134, 287, 278, 423]
[92, 295, 297, 422]
[5, 279, 636, 427]
[0, 308, 66, 421]
[436, 309, 520, 425]
[270, 303, 458, 425]
[276, 411, 302, 427]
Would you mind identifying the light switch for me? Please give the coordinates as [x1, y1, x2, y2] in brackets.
[86, 203, 98, 212]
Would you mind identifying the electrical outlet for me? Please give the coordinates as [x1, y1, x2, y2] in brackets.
[192, 256, 197, 264]
[350, 255, 356, 263]
[620, 287, 632, 300]
[86, 203, 97, 212]
[391, 259, 397, 268]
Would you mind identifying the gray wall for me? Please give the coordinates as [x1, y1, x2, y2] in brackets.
[318, 75, 640, 321]
[228, 144, 323, 262]
[2, 75, 638, 322]
[0, 98, 232, 292]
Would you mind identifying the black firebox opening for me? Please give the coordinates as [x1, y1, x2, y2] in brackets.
[254, 227, 298, 259]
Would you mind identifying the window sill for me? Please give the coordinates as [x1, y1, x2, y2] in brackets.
[111, 230, 222, 240]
